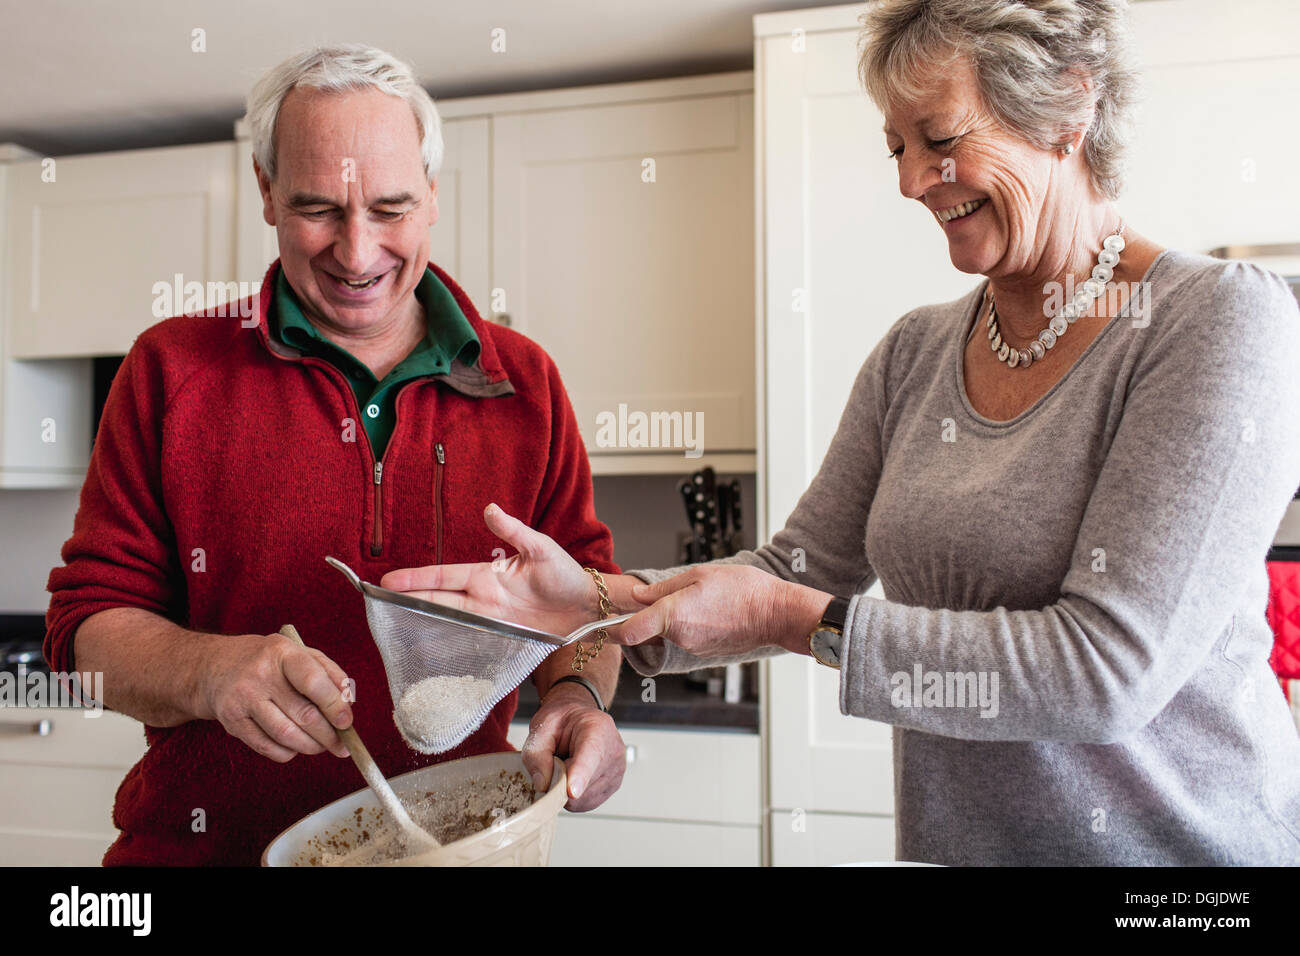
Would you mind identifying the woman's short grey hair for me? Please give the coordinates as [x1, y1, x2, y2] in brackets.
[859, 0, 1139, 200]
[245, 44, 443, 183]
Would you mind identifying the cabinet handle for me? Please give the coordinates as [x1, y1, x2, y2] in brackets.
[0, 718, 52, 737]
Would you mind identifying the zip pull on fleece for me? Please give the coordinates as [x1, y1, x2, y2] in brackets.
[371, 460, 384, 556]
[434, 443, 445, 564]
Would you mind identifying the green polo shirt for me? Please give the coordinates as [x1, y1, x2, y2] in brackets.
[273, 269, 480, 458]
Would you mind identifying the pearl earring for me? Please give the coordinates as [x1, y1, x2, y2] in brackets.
[1062, 143, 1075, 155]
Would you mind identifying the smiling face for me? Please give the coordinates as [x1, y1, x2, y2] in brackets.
[883, 55, 1079, 281]
[255, 86, 437, 338]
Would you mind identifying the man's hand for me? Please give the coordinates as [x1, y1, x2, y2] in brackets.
[192, 632, 354, 763]
[521, 682, 626, 812]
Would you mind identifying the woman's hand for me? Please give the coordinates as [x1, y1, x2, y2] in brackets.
[379, 503, 595, 637]
[617, 565, 832, 659]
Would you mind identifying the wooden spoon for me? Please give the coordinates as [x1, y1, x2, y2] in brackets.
[278, 625, 440, 861]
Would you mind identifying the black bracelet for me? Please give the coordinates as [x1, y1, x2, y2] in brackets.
[548, 675, 606, 713]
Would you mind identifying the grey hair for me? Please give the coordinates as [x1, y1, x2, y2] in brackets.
[858, 0, 1139, 200]
[245, 44, 443, 183]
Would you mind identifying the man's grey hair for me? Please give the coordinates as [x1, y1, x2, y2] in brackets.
[245, 44, 443, 183]
[858, 0, 1139, 200]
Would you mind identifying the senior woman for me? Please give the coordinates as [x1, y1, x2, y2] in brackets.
[383, 0, 1300, 865]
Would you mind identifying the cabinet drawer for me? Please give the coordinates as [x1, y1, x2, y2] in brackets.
[550, 815, 759, 866]
[0, 708, 143, 865]
[509, 723, 760, 825]
[0, 830, 114, 866]
[770, 810, 896, 866]
[0, 762, 122, 836]
[0, 708, 147, 768]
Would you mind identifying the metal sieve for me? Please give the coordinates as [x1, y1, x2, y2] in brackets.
[326, 556, 629, 754]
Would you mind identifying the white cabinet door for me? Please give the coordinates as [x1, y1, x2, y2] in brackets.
[7, 142, 237, 358]
[768, 640, 896, 817]
[236, 117, 492, 313]
[492, 94, 756, 472]
[0, 158, 91, 488]
[0, 708, 147, 866]
[769, 810, 896, 867]
[756, 20, 974, 817]
[550, 815, 760, 866]
[507, 722, 760, 825]
[507, 721, 762, 865]
[584, 726, 760, 826]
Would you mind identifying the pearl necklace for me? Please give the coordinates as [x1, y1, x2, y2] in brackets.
[985, 221, 1126, 370]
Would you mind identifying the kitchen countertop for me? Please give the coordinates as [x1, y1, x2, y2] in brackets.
[513, 661, 759, 732]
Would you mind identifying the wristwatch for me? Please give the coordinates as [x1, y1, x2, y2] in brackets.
[808, 596, 850, 669]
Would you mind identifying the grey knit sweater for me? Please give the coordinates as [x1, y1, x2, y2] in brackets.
[623, 248, 1300, 865]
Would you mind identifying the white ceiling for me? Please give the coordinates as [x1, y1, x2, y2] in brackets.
[0, 0, 834, 156]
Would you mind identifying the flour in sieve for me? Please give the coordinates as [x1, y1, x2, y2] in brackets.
[395, 675, 496, 752]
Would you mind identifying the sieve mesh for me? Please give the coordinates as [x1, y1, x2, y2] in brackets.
[327, 556, 567, 754]
[361, 594, 554, 753]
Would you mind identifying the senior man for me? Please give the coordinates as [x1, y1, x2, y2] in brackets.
[43, 45, 626, 866]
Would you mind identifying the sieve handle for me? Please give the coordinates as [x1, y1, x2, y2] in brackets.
[560, 612, 635, 646]
[325, 555, 365, 592]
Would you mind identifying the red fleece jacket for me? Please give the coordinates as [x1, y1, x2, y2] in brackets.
[44, 259, 616, 866]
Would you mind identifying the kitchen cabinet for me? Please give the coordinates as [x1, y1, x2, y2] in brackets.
[3, 75, 758, 486]
[507, 721, 761, 866]
[551, 816, 757, 866]
[2, 141, 235, 483]
[1, 708, 759, 866]
[0, 707, 147, 865]
[0, 147, 92, 488]
[485, 82, 756, 474]
[7, 141, 238, 359]
[769, 810, 896, 867]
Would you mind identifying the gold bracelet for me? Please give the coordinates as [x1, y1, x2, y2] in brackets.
[573, 567, 611, 672]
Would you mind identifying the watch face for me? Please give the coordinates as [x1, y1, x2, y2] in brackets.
[810, 628, 843, 669]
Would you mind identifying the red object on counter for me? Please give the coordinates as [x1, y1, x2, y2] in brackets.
[1266, 560, 1300, 701]
[44, 259, 617, 866]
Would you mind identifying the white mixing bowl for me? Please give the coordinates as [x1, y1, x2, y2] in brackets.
[262, 752, 567, 867]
